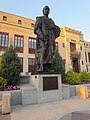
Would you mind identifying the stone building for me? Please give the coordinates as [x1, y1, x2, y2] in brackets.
[0, 11, 90, 75]
[81, 40, 90, 72]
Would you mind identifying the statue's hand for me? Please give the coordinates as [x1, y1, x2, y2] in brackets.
[39, 34, 44, 40]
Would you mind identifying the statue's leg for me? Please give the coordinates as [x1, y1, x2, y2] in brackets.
[37, 41, 44, 72]
[44, 63, 54, 72]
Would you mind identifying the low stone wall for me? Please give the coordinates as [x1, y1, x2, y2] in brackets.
[0, 84, 89, 106]
[84, 84, 90, 89]
[70, 85, 77, 97]
[62, 85, 77, 99]
[62, 85, 70, 99]
[0, 90, 22, 106]
[62, 84, 90, 99]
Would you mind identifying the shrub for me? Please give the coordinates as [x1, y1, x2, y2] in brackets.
[80, 72, 90, 83]
[0, 45, 22, 85]
[0, 77, 7, 90]
[64, 71, 81, 85]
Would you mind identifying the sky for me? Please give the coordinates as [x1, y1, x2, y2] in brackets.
[0, 0, 90, 41]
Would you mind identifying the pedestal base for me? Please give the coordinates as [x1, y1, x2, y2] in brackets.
[31, 74, 62, 103]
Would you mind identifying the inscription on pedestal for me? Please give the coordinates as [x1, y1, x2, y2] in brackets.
[43, 76, 58, 91]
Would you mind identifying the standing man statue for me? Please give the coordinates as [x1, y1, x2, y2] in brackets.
[34, 6, 60, 72]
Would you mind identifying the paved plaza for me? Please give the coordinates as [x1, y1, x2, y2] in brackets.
[1, 98, 90, 120]
[9, 98, 90, 120]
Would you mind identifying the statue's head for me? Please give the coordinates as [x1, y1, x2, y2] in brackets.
[43, 6, 50, 16]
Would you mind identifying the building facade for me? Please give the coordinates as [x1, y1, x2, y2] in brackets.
[81, 41, 90, 72]
[0, 11, 90, 75]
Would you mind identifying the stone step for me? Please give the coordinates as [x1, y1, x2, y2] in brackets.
[20, 84, 38, 105]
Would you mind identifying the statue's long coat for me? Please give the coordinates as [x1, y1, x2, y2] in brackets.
[34, 16, 60, 69]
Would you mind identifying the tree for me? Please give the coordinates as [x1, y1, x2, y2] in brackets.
[52, 51, 65, 81]
[0, 45, 22, 85]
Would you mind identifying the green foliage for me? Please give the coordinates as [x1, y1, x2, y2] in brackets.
[52, 51, 65, 81]
[0, 77, 7, 90]
[64, 71, 81, 85]
[80, 72, 90, 83]
[0, 45, 22, 85]
[0, 57, 1, 71]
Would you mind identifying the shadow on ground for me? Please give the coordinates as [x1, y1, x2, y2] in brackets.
[60, 110, 90, 120]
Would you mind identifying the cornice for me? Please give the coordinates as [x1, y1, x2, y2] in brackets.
[0, 21, 34, 31]
[63, 27, 82, 34]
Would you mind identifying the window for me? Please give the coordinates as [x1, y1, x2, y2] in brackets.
[88, 53, 90, 62]
[86, 43, 88, 46]
[0, 32, 9, 51]
[3, 16, 7, 21]
[28, 38, 36, 54]
[31, 23, 35, 27]
[70, 42, 76, 52]
[14, 35, 24, 53]
[18, 20, 22, 24]
[62, 43, 65, 47]
[19, 57, 23, 72]
[86, 65, 88, 72]
[80, 46, 82, 51]
[85, 52, 87, 62]
[82, 61, 84, 65]
[28, 58, 35, 72]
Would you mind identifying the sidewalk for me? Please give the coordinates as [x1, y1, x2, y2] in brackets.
[11, 98, 90, 120]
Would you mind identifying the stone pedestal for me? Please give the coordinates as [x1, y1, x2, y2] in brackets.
[76, 85, 88, 98]
[31, 74, 62, 103]
[2, 93, 11, 114]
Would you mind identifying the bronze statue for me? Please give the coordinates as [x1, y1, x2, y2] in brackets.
[34, 6, 60, 72]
